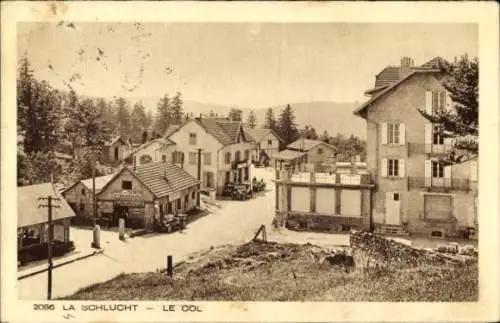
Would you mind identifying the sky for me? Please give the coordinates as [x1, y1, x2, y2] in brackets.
[17, 23, 478, 110]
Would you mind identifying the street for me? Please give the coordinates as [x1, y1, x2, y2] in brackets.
[18, 167, 277, 299]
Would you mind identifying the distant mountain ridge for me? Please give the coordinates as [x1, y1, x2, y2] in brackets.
[76, 93, 367, 139]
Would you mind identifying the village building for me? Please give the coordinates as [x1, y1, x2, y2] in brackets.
[95, 161, 200, 229]
[62, 174, 116, 219]
[273, 168, 375, 232]
[166, 117, 254, 195]
[274, 139, 337, 172]
[100, 136, 129, 165]
[243, 127, 285, 165]
[18, 183, 76, 260]
[123, 138, 177, 166]
[353, 56, 478, 238]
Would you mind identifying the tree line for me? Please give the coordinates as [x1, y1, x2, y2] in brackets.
[16, 56, 188, 186]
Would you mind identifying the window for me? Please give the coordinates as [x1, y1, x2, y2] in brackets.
[162, 155, 166, 162]
[189, 133, 197, 145]
[184, 194, 189, 208]
[225, 152, 231, 164]
[433, 124, 444, 145]
[172, 151, 184, 164]
[114, 147, 119, 160]
[432, 91, 446, 111]
[432, 160, 444, 178]
[159, 204, 163, 214]
[122, 181, 132, 190]
[79, 203, 85, 212]
[81, 189, 86, 196]
[387, 123, 400, 144]
[388, 159, 399, 177]
[192, 191, 195, 199]
[268, 139, 272, 145]
[203, 152, 212, 165]
[318, 148, 323, 155]
[176, 199, 181, 210]
[244, 150, 249, 161]
[235, 151, 241, 162]
[394, 193, 400, 201]
[189, 152, 197, 165]
[225, 171, 230, 183]
[139, 154, 152, 164]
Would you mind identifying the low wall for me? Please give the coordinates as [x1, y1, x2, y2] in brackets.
[349, 231, 461, 268]
[282, 213, 365, 232]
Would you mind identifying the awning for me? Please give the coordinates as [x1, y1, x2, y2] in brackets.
[273, 149, 306, 161]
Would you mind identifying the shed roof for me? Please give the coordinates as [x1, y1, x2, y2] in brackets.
[18, 183, 76, 228]
[81, 174, 116, 193]
[243, 127, 285, 144]
[273, 149, 306, 161]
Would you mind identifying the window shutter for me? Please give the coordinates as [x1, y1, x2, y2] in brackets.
[399, 123, 406, 145]
[425, 91, 433, 115]
[424, 124, 432, 153]
[439, 91, 446, 110]
[381, 123, 388, 145]
[424, 160, 432, 187]
[381, 158, 388, 177]
[470, 161, 478, 181]
[399, 159, 405, 178]
[444, 165, 452, 187]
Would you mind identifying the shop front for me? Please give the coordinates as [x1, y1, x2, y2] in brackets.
[98, 190, 150, 229]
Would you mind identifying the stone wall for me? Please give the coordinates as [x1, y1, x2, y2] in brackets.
[349, 230, 462, 268]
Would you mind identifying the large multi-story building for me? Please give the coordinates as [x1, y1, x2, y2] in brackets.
[354, 56, 478, 237]
[166, 117, 254, 194]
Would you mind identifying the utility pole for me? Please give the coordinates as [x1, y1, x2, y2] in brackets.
[38, 195, 60, 300]
[197, 148, 202, 206]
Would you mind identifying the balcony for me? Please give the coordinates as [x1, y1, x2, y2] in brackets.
[281, 171, 372, 186]
[408, 143, 453, 156]
[408, 177, 470, 191]
[231, 158, 249, 170]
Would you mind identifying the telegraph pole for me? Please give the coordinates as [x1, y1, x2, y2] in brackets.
[197, 148, 202, 206]
[38, 195, 60, 300]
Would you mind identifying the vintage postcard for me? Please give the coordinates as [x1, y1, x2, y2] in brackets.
[1, 1, 499, 322]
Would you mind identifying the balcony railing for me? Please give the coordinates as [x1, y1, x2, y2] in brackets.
[286, 172, 372, 186]
[408, 177, 470, 191]
[408, 143, 453, 155]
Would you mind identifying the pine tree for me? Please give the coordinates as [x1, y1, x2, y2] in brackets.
[418, 55, 479, 161]
[277, 104, 299, 144]
[264, 107, 277, 130]
[115, 97, 131, 137]
[170, 91, 184, 125]
[130, 101, 148, 143]
[155, 93, 172, 135]
[246, 110, 257, 128]
[228, 108, 243, 121]
[18, 75, 62, 154]
[146, 108, 154, 129]
[320, 130, 330, 143]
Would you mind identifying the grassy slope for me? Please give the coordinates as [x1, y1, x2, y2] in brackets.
[62, 241, 478, 302]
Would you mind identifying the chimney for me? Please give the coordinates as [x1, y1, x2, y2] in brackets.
[401, 57, 414, 68]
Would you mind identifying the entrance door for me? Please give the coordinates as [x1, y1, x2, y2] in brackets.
[385, 192, 401, 225]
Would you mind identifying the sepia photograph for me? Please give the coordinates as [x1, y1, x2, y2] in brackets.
[1, 2, 499, 323]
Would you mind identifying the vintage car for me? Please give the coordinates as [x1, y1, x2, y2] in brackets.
[222, 182, 236, 197]
[156, 214, 185, 233]
[233, 183, 252, 200]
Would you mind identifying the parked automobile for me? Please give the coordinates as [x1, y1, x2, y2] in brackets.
[222, 182, 236, 197]
[156, 214, 185, 233]
[232, 184, 252, 200]
[252, 178, 267, 192]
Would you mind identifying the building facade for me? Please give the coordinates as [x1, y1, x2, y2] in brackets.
[123, 138, 177, 166]
[243, 127, 284, 164]
[286, 139, 337, 165]
[354, 57, 478, 237]
[18, 183, 75, 254]
[167, 117, 254, 195]
[96, 161, 200, 229]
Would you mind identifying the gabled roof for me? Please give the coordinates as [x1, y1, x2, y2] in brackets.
[62, 173, 116, 195]
[124, 138, 176, 159]
[167, 117, 247, 146]
[18, 183, 76, 228]
[105, 136, 127, 147]
[287, 139, 337, 152]
[243, 127, 285, 144]
[354, 69, 440, 118]
[163, 124, 180, 138]
[98, 161, 200, 199]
